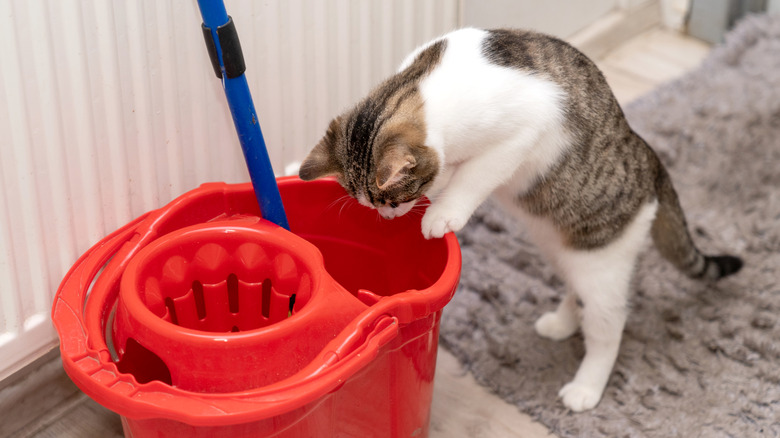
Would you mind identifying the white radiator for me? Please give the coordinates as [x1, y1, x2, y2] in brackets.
[0, 0, 459, 380]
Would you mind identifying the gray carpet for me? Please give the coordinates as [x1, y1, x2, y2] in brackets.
[440, 14, 780, 438]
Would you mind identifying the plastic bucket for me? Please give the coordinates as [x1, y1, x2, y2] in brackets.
[52, 177, 461, 437]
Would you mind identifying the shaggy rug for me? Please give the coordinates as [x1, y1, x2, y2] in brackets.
[439, 13, 780, 438]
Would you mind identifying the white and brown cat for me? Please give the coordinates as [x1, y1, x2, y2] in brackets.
[299, 28, 742, 412]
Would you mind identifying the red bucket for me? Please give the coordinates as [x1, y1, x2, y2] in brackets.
[52, 177, 461, 437]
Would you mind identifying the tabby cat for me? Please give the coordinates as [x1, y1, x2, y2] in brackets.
[298, 28, 742, 412]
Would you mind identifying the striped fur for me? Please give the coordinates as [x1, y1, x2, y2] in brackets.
[300, 28, 743, 411]
[300, 28, 743, 279]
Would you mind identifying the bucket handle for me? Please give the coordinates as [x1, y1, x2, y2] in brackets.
[303, 313, 399, 381]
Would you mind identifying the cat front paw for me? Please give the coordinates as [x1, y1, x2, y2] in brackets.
[421, 208, 468, 239]
[558, 381, 603, 412]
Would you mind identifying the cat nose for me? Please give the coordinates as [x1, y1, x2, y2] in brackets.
[378, 208, 395, 220]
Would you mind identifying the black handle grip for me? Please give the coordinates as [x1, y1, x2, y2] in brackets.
[201, 16, 246, 79]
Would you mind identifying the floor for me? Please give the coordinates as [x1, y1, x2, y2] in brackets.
[595, 28, 712, 104]
[428, 27, 711, 438]
[0, 27, 710, 438]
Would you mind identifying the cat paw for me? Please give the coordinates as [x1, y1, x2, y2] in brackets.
[558, 381, 602, 412]
[421, 209, 468, 239]
[534, 312, 579, 341]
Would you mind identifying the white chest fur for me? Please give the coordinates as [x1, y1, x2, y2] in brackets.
[410, 28, 572, 196]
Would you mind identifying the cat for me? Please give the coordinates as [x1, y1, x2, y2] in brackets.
[298, 28, 743, 412]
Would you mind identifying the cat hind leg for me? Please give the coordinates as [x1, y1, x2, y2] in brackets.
[554, 201, 657, 411]
[534, 292, 580, 341]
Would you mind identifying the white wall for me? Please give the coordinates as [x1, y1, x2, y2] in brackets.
[461, 0, 620, 39]
[0, 0, 459, 381]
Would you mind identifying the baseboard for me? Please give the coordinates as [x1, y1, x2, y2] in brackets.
[0, 344, 59, 392]
[568, 0, 663, 60]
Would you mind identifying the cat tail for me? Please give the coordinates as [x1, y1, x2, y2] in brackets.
[650, 165, 743, 281]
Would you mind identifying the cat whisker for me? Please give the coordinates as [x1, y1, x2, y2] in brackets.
[324, 194, 360, 220]
[326, 195, 351, 212]
[338, 198, 352, 218]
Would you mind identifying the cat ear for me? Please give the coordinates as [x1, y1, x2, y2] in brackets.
[376, 146, 416, 190]
[299, 119, 342, 180]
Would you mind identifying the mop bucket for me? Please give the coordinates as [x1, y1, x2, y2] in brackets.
[52, 176, 461, 437]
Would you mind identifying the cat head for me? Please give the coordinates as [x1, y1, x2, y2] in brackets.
[299, 112, 439, 219]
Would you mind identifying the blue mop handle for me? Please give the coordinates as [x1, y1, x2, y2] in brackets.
[197, 0, 290, 229]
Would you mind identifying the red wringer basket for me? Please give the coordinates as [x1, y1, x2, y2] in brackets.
[53, 177, 460, 437]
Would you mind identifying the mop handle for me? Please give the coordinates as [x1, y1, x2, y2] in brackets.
[197, 0, 290, 230]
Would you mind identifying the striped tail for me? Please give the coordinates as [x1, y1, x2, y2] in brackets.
[650, 165, 743, 281]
